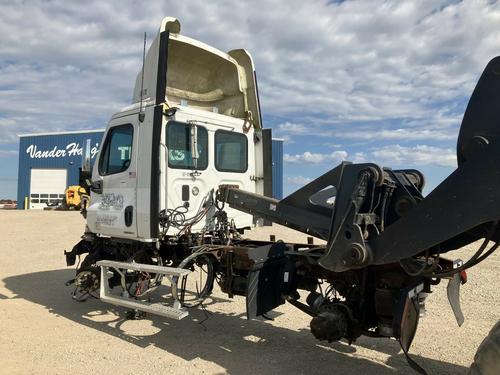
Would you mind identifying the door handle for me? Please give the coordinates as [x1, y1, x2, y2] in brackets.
[124, 206, 133, 227]
[182, 185, 190, 201]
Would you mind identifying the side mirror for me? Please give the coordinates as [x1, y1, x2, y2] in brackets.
[190, 123, 200, 176]
[90, 180, 103, 194]
[190, 123, 199, 161]
[82, 139, 92, 173]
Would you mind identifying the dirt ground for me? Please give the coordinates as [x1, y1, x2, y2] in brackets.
[0, 210, 498, 374]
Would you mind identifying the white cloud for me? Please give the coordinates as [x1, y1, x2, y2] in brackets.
[352, 152, 367, 164]
[336, 128, 456, 141]
[276, 122, 457, 143]
[284, 150, 348, 164]
[286, 176, 312, 185]
[284, 144, 456, 168]
[277, 134, 294, 144]
[0, 0, 498, 150]
[370, 144, 456, 167]
[277, 122, 310, 135]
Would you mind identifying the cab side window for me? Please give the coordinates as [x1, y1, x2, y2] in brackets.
[99, 124, 134, 175]
[215, 130, 248, 173]
[167, 121, 208, 170]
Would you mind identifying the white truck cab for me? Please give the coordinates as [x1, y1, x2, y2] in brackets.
[85, 17, 271, 241]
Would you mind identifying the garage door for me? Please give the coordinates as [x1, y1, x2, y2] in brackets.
[29, 169, 67, 209]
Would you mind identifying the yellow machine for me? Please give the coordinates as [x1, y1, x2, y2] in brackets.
[62, 185, 89, 210]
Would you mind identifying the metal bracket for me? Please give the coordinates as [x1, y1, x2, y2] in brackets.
[446, 259, 465, 326]
[250, 175, 264, 181]
[97, 260, 191, 320]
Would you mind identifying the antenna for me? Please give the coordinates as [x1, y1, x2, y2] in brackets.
[139, 32, 146, 123]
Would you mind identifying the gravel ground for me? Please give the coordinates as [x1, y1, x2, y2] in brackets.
[0, 210, 499, 374]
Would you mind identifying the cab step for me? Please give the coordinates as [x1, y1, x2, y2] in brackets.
[97, 260, 191, 320]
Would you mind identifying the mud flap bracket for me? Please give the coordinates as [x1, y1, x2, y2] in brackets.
[446, 259, 465, 326]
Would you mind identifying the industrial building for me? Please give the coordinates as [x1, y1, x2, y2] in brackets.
[17, 130, 283, 209]
[17, 130, 104, 209]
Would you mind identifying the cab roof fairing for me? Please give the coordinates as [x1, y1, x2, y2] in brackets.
[131, 17, 262, 129]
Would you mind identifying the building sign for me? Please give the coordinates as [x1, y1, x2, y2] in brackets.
[25, 142, 99, 159]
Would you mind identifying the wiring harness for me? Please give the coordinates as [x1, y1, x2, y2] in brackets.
[159, 190, 214, 237]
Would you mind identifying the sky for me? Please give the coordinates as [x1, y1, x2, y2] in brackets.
[1, 0, 500, 199]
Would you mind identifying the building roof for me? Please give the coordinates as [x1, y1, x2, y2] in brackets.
[18, 129, 105, 138]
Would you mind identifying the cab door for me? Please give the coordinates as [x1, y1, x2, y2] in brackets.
[86, 116, 138, 238]
[164, 118, 256, 234]
[211, 126, 256, 228]
[164, 120, 211, 234]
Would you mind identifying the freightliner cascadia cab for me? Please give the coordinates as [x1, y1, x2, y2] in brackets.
[85, 17, 270, 241]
